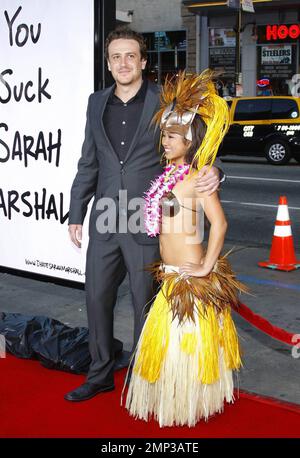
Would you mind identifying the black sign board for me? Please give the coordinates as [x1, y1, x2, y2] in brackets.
[257, 44, 297, 79]
[209, 47, 236, 77]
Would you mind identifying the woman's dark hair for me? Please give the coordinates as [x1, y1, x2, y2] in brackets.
[184, 114, 207, 167]
[105, 26, 148, 61]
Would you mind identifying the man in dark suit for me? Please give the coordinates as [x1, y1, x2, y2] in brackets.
[65, 27, 222, 401]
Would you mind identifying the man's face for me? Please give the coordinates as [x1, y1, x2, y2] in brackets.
[107, 38, 146, 86]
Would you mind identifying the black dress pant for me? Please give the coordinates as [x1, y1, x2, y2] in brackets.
[85, 233, 159, 385]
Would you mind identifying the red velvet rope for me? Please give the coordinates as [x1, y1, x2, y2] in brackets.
[233, 302, 297, 346]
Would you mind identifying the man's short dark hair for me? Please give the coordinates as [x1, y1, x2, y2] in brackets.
[105, 26, 148, 61]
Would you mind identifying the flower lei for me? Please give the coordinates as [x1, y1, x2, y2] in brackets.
[144, 163, 190, 237]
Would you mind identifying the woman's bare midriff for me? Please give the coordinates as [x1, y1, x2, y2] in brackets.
[159, 173, 205, 266]
[160, 233, 204, 266]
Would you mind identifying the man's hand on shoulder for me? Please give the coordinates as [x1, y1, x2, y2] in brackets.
[194, 165, 220, 196]
[68, 224, 83, 248]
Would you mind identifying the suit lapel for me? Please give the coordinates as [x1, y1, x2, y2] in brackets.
[96, 85, 120, 162]
[124, 82, 159, 162]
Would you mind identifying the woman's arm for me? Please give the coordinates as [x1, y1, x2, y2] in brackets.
[179, 189, 227, 277]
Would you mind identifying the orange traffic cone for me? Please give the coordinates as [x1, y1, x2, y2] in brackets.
[258, 196, 300, 272]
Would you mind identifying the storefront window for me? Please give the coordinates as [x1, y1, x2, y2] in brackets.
[256, 25, 298, 96]
[208, 28, 239, 97]
[143, 31, 186, 84]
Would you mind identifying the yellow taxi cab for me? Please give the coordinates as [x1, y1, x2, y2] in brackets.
[220, 96, 300, 165]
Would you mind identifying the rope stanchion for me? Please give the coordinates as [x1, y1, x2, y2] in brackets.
[233, 302, 297, 346]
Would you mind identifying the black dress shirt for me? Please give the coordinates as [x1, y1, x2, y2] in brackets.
[103, 79, 148, 162]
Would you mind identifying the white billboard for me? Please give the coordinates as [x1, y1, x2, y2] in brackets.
[0, 0, 94, 282]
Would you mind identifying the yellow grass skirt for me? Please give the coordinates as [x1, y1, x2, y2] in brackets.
[124, 257, 246, 427]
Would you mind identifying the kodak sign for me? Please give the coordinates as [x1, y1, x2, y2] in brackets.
[266, 24, 300, 41]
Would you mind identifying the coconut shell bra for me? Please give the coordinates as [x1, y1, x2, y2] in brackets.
[160, 191, 198, 218]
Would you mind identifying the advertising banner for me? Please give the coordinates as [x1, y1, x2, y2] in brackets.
[0, 0, 94, 282]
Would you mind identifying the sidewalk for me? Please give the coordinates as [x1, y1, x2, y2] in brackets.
[0, 243, 299, 404]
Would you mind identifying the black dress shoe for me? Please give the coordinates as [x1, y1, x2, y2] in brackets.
[64, 382, 115, 402]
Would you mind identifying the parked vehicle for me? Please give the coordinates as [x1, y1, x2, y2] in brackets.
[220, 96, 300, 165]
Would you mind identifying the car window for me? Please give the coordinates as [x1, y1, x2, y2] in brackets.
[234, 99, 272, 121]
[271, 99, 299, 119]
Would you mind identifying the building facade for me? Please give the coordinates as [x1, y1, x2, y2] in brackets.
[117, 0, 187, 83]
[183, 0, 300, 96]
[116, 0, 300, 95]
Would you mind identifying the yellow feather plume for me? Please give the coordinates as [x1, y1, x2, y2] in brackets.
[155, 69, 230, 171]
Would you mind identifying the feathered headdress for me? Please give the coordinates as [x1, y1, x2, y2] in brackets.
[154, 69, 230, 170]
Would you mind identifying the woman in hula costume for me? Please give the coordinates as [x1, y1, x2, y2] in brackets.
[123, 69, 247, 427]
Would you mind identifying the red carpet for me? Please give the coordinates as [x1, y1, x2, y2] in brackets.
[1, 354, 299, 438]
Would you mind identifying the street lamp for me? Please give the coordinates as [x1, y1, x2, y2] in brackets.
[228, 0, 255, 96]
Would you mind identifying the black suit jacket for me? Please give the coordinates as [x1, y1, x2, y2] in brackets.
[68, 80, 162, 244]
